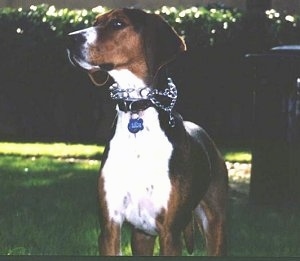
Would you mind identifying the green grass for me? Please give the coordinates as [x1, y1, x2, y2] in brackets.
[0, 142, 251, 162]
[0, 142, 299, 256]
[228, 201, 300, 256]
[0, 142, 104, 159]
[0, 155, 100, 255]
[221, 147, 252, 163]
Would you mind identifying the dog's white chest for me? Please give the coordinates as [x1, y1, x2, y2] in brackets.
[101, 108, 173, 235]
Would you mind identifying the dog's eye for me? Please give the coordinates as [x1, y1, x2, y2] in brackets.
[110, 19, 126, 29]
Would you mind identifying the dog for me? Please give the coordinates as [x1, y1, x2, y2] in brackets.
[67, 8, 228, 256]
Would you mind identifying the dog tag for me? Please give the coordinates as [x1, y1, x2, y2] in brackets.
[128, 118, 144, 133]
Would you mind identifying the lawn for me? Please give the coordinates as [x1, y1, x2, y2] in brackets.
[0, 142, 300, 256]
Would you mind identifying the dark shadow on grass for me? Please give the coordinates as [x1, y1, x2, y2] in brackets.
[0, 168, 100, 255]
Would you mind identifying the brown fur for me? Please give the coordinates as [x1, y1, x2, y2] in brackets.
[68, 8, 228, 256]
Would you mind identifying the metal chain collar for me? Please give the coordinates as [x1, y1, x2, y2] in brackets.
[109, 78, 177, 127]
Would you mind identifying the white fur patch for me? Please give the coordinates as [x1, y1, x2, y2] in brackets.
[109, 69, 146, 96]
[101, 107, 173, 235]
[184, 121, 200, 134]
[85, 27, 98, 45]
[195, 205, 209, 232]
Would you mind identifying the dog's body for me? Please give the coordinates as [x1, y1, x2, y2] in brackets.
[68, 8, 228, 256]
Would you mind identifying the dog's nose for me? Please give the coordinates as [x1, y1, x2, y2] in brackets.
[68, 30, 86, 46]
[67, 30, 88, 55]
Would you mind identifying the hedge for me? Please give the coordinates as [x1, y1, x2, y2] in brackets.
[1, 4, 300, 143]
[1, 4, 300, 49]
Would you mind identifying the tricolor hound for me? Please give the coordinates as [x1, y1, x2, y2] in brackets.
[67, 8, 228, 256]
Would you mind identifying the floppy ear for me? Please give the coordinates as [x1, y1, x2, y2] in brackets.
[88, 70, 111, 86]
[142, 13, 186, 79]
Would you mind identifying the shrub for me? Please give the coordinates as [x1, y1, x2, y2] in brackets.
[0, 4, 300, 143]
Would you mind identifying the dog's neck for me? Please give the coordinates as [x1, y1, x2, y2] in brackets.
[108, 69, 148, 99]
[108, 68, 178, 128]
[108, 65, 172, 94]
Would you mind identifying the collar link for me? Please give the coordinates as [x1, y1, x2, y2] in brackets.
[109, 84, 151, 100]
[109, 78, 178, 127]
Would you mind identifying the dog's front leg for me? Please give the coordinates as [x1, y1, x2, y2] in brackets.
[159, 229, 182, 255]
[98, 175, 122, 255]
[99, 221, 121, 255]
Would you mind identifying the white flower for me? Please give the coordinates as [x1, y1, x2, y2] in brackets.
[285, 15, 295, 23]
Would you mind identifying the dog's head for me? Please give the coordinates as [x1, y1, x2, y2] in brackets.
[67, 8, 185, 86]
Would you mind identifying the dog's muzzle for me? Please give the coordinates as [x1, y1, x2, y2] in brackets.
[67, 28, 100, 71]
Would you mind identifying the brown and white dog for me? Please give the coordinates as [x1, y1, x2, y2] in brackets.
[67, 8, 228, 256]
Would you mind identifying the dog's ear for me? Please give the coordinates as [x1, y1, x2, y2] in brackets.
[124, 9, 186, 81]
[142, 12, 186, 79]
[88, 70, 111, 86]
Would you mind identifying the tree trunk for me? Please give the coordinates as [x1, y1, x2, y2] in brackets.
[247, 52, 300, 207]
[249, 87, 290, 206]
